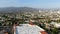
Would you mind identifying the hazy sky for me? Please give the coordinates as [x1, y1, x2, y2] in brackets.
[0, 0, 60, 8]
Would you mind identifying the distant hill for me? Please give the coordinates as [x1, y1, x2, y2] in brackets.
[0, 7, 39, 13]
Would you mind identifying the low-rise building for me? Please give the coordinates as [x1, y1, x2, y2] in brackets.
[50, 22, 60, 28]
[14, 24, 48, 34]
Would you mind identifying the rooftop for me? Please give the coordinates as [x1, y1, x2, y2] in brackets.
[14, 24, 47, 34]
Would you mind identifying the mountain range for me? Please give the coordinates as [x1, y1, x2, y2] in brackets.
[0, 7, 39, 13]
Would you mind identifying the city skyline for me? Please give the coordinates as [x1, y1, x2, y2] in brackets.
[0, 0, 60, 8]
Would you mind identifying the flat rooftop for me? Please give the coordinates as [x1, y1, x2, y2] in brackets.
[15, 24, 47, 34]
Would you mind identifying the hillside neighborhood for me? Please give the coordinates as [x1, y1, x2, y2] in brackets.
[0, 7, 60, 34]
